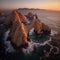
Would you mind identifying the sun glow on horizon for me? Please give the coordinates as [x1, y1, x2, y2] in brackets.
[0, 0, 60, 11]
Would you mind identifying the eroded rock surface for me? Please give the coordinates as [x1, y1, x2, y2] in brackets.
[8, 11, 29, 48]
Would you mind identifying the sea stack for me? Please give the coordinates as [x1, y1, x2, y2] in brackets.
[8, 10, 29, 49]
[34, 19, 51, 36]
[0, 10, 30, 49]
[18, 12, 28, 23]
[26, 12, 34, 22]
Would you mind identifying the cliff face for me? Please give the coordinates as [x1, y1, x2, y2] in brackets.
[26, 12, 34, 22]
[34, 19, 51, 35]
[25, 18, 51, 36]
[42, 23, 51, 34]
[34, 19, 43, 35]
[0, 10, 29, 49]
[0, 11, 51, 49]
[8, 11, 29, 48]
[18, 12, 28, 23]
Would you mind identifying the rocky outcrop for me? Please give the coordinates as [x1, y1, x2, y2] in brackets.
[8, 10, 29, 49]
[18, 12, 28, 23]
[26, 12, 51, 36]
[25, 18, 51, 36]
[42, 23, 51, 34]
[34, 19, 43, 35]
[34, 19, 51, 36]
[27, 18, 51, 36]
[26, 12, 34, 22]
[0, 10, 51, 49]
[0, 10, 30, 49]
[26, 12, 38, 22]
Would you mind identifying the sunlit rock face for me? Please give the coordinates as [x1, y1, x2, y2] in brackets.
[0, 10, 29, 49]
[8, 10, 29, 49]
[34, 19, 51, 36]
[26, 12, 51, 36]
[42, 22, 51, 34]
[25, 18, 51, 37]
[34, 19, 43, 35]
[18, 12, 28, 23]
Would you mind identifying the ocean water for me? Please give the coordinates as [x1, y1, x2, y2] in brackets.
[18, 10, 60, 59]
[18, 10, 60, 33]
[0, 10, 60, 60]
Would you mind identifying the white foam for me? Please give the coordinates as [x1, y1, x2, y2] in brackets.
[5, 41, 16, 53]
[50, 30, 58, 36]
[22, 37, 60, 56]
[3, 30, 15, 53]
[29, 28, 34, 35]
[4, 30, 10, 41]
[45, 43, 60, 57]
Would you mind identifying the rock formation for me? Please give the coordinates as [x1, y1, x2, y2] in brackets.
[33, 19, 51, 36]
[26, 12, 51, 36]
[26, 12, 34, 22]
[27, 12, 34, 18]
[0, 10, 30, 49]
[0, 10, 51, 49]
[25, 18, 51, 36]
[34, 19, 43, 35]
[18, 12, 28, 23]
[8, 10, 29, 49]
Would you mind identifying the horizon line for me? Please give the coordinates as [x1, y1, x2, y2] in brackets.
[0, 8, 60, 12]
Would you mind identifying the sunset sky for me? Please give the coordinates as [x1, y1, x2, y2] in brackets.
[0, 0, 60, 11]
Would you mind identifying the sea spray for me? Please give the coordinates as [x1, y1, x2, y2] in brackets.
[3, 30, 15, 53]
[22, 37, 51, 54]
[22, 29, 60, 58]
[3, 30, 10, 41]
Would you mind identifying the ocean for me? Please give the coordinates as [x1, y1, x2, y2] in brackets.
[0, 9, 60, 60]
[18, 9, 60, 33]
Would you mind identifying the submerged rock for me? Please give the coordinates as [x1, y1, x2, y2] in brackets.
[34, 19, 43, 35]
[42, 22, 51, 34]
